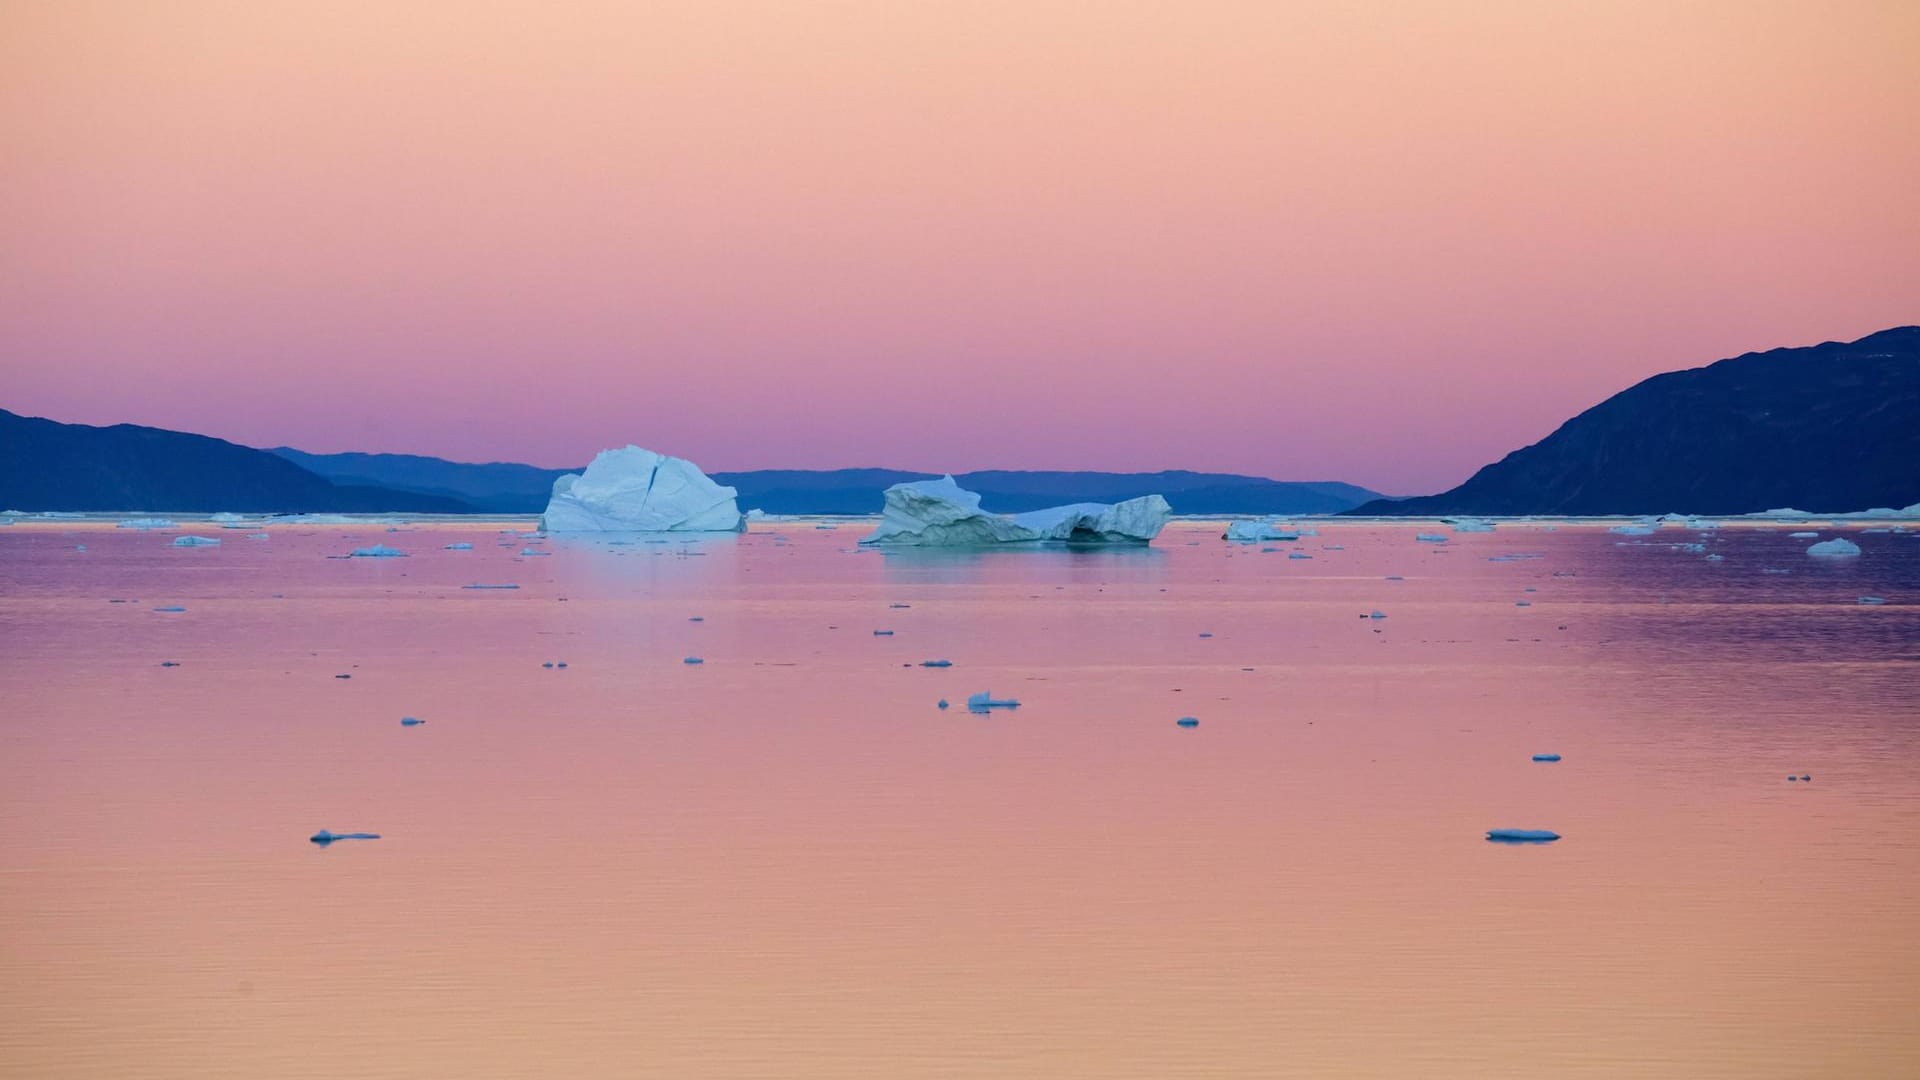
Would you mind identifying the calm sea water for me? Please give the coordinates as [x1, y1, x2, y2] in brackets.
[2, 519, 1916, 1078]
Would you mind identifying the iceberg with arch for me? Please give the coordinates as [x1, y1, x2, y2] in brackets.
[861, 476, 1169, 546]
[540, 446, 745, 533]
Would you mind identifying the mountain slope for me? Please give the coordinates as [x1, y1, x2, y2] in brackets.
[1349, 326, 1920, 516]
[270, 447, 568, 512]
[0, 410, 474, 513]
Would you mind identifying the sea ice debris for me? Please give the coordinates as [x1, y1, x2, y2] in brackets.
[862, 476, 1168, 545]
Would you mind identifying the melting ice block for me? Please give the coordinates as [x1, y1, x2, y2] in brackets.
[861, 476, 1168, 545]
[350, 545, 406, 557]
[541, 446, 744, 533]
[310, 830, 380, 845]
[172, 535, 221, 547]
[1223, 520, 1300, 542]
[1806, 538, 1861, 557]
[966, 691, 1020, 711]
[1486, 829, 1560, 843]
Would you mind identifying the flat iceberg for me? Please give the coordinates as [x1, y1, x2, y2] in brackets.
[540, 446, 745, 533]
[1446, 518, 1496, 533]
[965, 691, 1020, 711]
[118, 518, 176, 530]
[350, 545, 407, 558]
[861, 476, 1168, 546]
[172, 535, 221, 547]
[1806, 538, 1861, 558]
[1224, 520, 1299, 542]
[310, 830, 380, 845]
[1486, 828, 1560, 843]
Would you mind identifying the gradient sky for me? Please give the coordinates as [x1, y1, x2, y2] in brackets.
[3, 1, 1916, 493]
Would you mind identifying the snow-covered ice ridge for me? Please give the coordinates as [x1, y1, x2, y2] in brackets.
[861, 476, 1170, 546]
[541, 446, 745, 533]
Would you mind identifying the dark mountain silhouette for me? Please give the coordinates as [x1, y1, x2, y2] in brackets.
[274, 450, 1387, 515]
[1349, 326, 1920, 516]
[0, 409, 473, 513]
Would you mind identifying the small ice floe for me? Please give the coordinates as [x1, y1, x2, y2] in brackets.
[1288, 552, 1313, 560]
[920, 659, 953, 668]
[444, 542, 473, 550]
[689, 615, 704, 622]
[1368, 610, 1387, 620]
[209, 512, 244, 523]
[1324, 544, 1345, 551]
[117, 518, 176, 530]
[1415, 533, 1448, 543]
[1705, 554, 1725, 562]
[1198, 632, 1214, 638]
[683, 656, 704, 664]
[463, 583, 520, 590]
[873, 629, 895, 636]
[247, 532, 271, 540]
[1486, 829, 1560, 843]
[1447, 518, 1496, 533]
[172, 535, 221, 547]
[1516, 600, 1532, 607]
[1807, 538, 1861, 558]
[518, 547, 550, 557]
[1760, 568, 1792, 575]
[310, 830, 380, 845]
[159, 660, 181, 667]
[74, 544, 86, 552]
[889, 603, 911, 609]
[966, 691, 1020, 711]
[1176, 717, 1199, 728]
[152, 605, 187, 613]
[400, 717, 425, 726]
[334, 674, 351, 679]
[1788, 531, 1818, 539]
[1857, 596, 1887, 605]
[937, 698, 950, 710]
[1532, 753, 1561, 762]
[1608, 524, 1656, 536]
[1786, 774, 1811, 782]
[350, 545, 406, 558]
[1385, 575, 1405, 581]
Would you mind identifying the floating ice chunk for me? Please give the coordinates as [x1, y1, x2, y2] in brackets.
[1385, 575, 1405, 581]
[1485, 829, 1559, 843]
[118, 518, 176, 530]
[1787, 531, 1818, 539]
[1447, 518, 1496, 533]
[1532, 753, 1561, 762]
[1415, 533, 1448, 543]
[1198, 632, 1213, 638]
[862, 476, 1169, 545]
[74, 544, 86, 551]
[1806, 538, 1861, 557]
[1224, 520, 1300, 542]
[1608, 524, 1656, 535]
[919, 659, 953, 668]
[444, 542, 473, 550]
[172, 535, 221, 547]
[683, 656, 704, 664]
[152, 605, 187, 613]
[1288, 552, 1312, 560]
[965, 691, 1020, 711]
[400, 717, 425, 726]
[350, 545, 406, 558]
[1704, 554, 1725, 562]
[159, 660, 181, 667]
[247, 532, 271, 540]
[873, 629, 895, 636]
[310, 830, 380, 844]
[209, 512, 244, 523]
[1176, 717, 1199, 728]
[937, 698, 949, 710]
[463, 583, 520, 590]
[689, 615, 704, 622]
[540, 446, 745, 533]
[518, 547, 550, 556]
[1857, 596, 1887, 605]
[889, 603, 911, 609]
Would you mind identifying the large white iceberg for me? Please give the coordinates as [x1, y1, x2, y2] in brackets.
[540, 446, 745, 533]
[1806, 538, 1861, 557]
[860, 476, 1169, 546]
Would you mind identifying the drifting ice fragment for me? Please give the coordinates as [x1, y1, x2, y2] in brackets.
[445, 542, 473, 550]
[1806, 538, 1861, 557]
[683, 656, 704, 665]
[920, 659, 953, 668]
[117, 518, 176, 530]
[518, 547, 549, 556]
[1176, 717, 1199, 728]
[1415, 534, 1448, 543]
[1788, 532, 1818, 539]
[1368, 610, 1387, 620]
[937, 698, 950, 709]
[541, 446, 745, 533]
[463, 583, 520, 590]
[152, 605, 187, 613]
[172, 535, 221, 547]
[1447, 519, 1496, 533]
[1486, 829, 1560, 843]
[310, 830, 380, 845]
[350, 545, 406, 558]
[1857, 596, 1887, 605]
[966, 691, 1020, 711]
[1532, 753, 1561, 762]
[400, 717, 425, 726]
[862, 476, 1169, 545]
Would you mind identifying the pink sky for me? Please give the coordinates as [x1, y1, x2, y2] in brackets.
[2, 1, 1916, 494]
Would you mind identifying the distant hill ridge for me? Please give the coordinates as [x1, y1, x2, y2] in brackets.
[1349, 326, 1920, 516]
[270, 449, 1387, 515]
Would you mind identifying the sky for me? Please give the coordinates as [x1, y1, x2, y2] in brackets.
[2, 1, 1916, 494]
